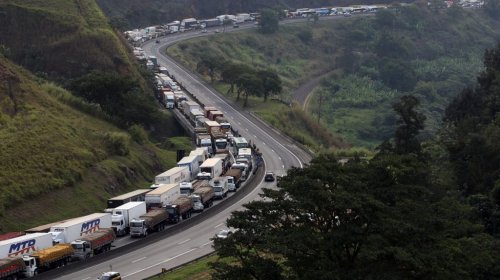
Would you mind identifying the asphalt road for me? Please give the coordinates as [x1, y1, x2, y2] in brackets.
[43, 19, 314, 280]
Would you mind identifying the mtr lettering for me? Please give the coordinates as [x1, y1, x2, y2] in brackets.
[9, 239, 36, 256]
[80, 219, 101, 235]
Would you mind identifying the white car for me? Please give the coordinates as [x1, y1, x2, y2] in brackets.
[216, 229, 233, 239]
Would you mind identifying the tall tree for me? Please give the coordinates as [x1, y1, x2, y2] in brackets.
[257, 69, 282, 101]
[197, 54, 224, 83]
[392, 95, 426, 155]
[221, 62, 250, 95]
[259, 9, 279, 34]
[236, 73, 262, 107]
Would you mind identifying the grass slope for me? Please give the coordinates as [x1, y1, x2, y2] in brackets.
[0, 0, 137, 82]
[0, 56, 186, 232]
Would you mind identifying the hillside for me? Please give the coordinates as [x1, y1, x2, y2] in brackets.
[96, 0, 413, 29]
[0, 0, 188, 232]
[166, 5, 500, 148]
[0, 55, 188, 231]
[0, 0, 138, 82]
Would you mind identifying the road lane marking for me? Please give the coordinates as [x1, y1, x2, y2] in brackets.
[214, 223, 224, 228]
[178, 239, 190, 245]
[132, 257, 147, 263]
[202, 241, 213, 247]
[123, 248, 197, 278]
[81, 277, 90, 280]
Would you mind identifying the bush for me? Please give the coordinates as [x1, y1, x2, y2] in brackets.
[128, 124, 148, 144]
[104, 132, 130, 156]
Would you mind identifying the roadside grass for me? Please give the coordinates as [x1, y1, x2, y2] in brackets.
[151, 254, 217, 280]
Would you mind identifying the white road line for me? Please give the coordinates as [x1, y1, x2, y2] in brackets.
[262, 142, 266, 145]
[81, 277, 90, 280]
[123, 248, 197, 278]
[201, 241, 213, 247]
[178, 239, 190, 245]
[282, 165, 285, 169]
[214, 223, 224, 228]
[132, 257, 147, 263]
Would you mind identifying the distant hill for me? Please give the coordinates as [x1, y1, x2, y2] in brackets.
[96, 0, 413, 29]
[0, 0, 186, 231]
[0, 0, 138, 82]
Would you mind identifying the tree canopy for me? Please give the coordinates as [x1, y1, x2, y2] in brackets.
[259, 9, 279, 34]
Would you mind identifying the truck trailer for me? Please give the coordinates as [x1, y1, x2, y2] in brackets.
[177, 155, 201, 180]
[111, 202, 147, 236]
[152, 166, 189, 188]
[0, 233, 53, 259]
[192, 186, 215, 212]
[106, 189, 150, 210]
[130, 209, 169, 237]
[226, 168, 242, 191]
[30, 243, 74, 272]
[198, 158, 223, 180]
[71, 228, 116, 261]
[145, 183, 181, 208]
[189, 147, 209, 166]
[49, 213, 112, 244]
[164, 196, 194, 224]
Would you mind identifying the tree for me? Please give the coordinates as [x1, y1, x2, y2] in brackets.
[197, 54, 224, 83]
[257, 69, 282, 101]
[484, 0, 500, 17]
[392, 95, 426, 155]
[259, 9, 279, 34]
[236, 73, 262, 107]
[221, 62, 250, 95]
[379, 58, 417, 92]
[210, 154, 500, 279]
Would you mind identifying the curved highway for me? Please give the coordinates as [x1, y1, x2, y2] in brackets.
[44, 21, 314, 280]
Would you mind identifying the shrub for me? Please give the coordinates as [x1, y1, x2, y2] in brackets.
[128, 124, 148, 144]
[103, 132, 130, 156]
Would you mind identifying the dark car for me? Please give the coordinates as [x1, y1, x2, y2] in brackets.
[264, 172, 275, 182]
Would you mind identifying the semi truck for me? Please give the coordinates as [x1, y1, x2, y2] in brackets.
[177, 155, 201, 180]
[30, 243, 74, 272]
[226, 168, 242, 191]
[153, 166, 189, 188]
[212, 177, 229, 199]
[130, 209, 169, 237]
[203, 106, 217, 118]
[200, 18, 222, 28]
[182, 101, 201, 117]
[192, 186, 215, 212]
[179, 180, 211, 195]
[71, 228, 116, 261]
[164, 196, 194, 224]
[49, 213, 112, 244]
[164, 91, 175, 109]
[196, 133, 213, 155]
[0, 257, 33, 279]
[231, 163, 248, 182]
[189, 147, 209, 166]
[106, 189, 150, 210]
[198, 158, 223, 180]
[207, 110, 224, 121]
[111, 202, 147, 236]
[0, 233, 53, 259]
[145, 183, 181, 208]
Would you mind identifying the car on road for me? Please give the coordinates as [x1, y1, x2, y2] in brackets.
[98, 271, 121, 280]
[201, 29, 207, 33]
[216, 229, 233, 239]
[264, 172, 275, 182]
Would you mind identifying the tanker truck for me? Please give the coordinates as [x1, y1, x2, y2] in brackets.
[192, 186, 214, 212]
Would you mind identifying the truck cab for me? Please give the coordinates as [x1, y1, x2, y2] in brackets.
[197, 172, 212, 181]
[111, 214, 126, 236]
[191, 195, 204, 211]
[129, 218, 147, 237]
[227, 176, 237, 191]
[164, 93, 175, 109]
[231, 163, 248, 181]
[71, 240, 92, 260]
[212, 178, 228, 199]
[22, 256, 38, 278]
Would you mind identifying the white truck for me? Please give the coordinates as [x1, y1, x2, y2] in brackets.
[179, 180, 211, 195]
[0, 233, 53, 259]
[198, 158, 223, 180]
[151, 166, 189, 189]
[145, 183, 180, 208]
[164, 92, 175, 109]
[189, 147, 209, 166]
[49, 213, 112, 244]
[182, 101, 201, 117]
[111, 202, 147, 236]
[236, 13, 252, 22]
[211, 177, 229, 199]
[177, 155, 201, 180]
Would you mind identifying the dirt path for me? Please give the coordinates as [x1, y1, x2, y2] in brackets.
[292, 71, 333, 110]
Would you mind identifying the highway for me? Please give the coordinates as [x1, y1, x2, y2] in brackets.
[43, 20, 313, 280]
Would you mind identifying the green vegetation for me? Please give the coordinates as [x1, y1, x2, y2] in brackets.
[210, 53, 500, 276]
[0, 0, 188, 231]
[0, 56, 189, 231]
[151, 255, 216, 280]
[166, 6, 500, 149]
